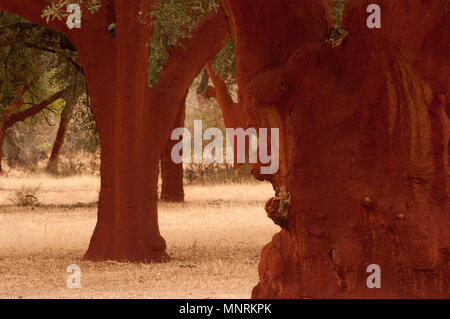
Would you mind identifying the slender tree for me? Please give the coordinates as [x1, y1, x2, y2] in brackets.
[159, 39, 237, 202]
[46, 75, 84, 173]
[160, 93, 186, 202]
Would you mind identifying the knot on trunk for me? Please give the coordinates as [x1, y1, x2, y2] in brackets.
[362, 196, 375, 211]
[265, 186, 290, 229]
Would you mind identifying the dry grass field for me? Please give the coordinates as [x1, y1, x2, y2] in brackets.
[0, 174, 278, 299]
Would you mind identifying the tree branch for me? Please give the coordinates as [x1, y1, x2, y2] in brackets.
[153, 7, 229, 96]
[5, 89, 65, 128]
[205, 61, 235, 108]
[205, 61, 243, 129]
[1, 77, 38, 117]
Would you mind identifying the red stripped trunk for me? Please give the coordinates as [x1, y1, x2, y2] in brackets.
[80, 5, 229, 262]
[222, 0, 449, 298]
[47, 98, 76, 174]
[82, 1, 170, 262]
[160, 94, 187, 203]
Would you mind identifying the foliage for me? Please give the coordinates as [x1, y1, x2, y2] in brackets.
[4, 118, 52, 172]
[184, 163, 255, 185]
[57, 152, 99, 176]
[0, 14, 47, 109]
[212, 37, 236, 85]
[41, 0, 101, 23]
[66, 92, 99, 154]
[0, 12, 76, 111]
[329, 0, 347, 44]
[0, 12, 99, 171]
[147, 0, 219, 86]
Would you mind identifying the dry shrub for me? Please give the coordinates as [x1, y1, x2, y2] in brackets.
[9, 185, 40, 207]
[58, 152, 100, 176]
[184, 163, 255, 185]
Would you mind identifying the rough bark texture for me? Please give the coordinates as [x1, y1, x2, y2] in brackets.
[160, 94, 186, 203]
[222, 0, 449, 298]
[0, 0, 229, 262]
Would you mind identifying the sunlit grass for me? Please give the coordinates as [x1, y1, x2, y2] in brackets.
[0, 174, 278, 298]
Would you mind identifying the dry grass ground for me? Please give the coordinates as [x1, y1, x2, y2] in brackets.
[0, 175, 278, 299]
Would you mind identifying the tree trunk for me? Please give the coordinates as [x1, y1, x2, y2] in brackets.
[222, 0, 449, 298]
[160, 95, 186, 203]
[47, 96, 76, 174]
[0, 127, 5, 173]
[0, 83, 32, 173]
[0, 112, 12, 174]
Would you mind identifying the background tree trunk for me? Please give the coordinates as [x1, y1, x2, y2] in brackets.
[0, 112, 13, 173]
[0, 84, 31, 173]
[46, 93, 77, 174]
[223, 0, 449, 298]
[46, 108, 71, 174]
[160, 95, 187, 203]
[0, 127, 5, 173]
